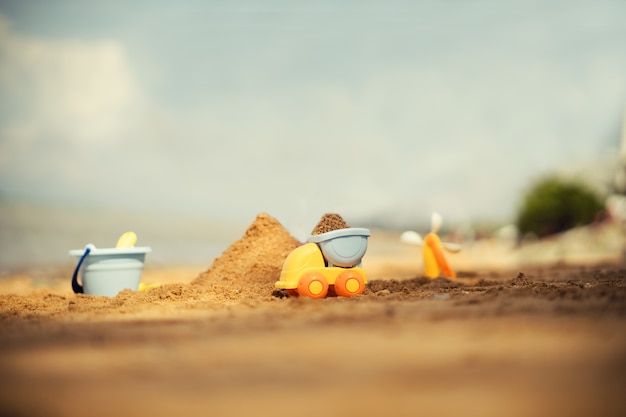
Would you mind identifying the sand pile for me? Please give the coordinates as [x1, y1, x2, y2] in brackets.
[193, 213, 300, 286]
[311, 213, 350, 235]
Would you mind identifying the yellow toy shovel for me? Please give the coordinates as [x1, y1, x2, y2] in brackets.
[116, 231, 137, 248]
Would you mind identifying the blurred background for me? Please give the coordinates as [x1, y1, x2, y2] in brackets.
[1, 0, 625, 270]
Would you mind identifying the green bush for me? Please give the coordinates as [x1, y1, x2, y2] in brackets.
[516, 177, 604, 238]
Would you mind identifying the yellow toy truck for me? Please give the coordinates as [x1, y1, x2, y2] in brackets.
[275, 228, 371, 298]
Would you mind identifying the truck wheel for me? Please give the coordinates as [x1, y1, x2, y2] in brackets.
[334, 270, 365, 297]
[298, 272, 329, 299]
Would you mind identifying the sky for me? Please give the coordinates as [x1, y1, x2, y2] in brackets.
[1, 0, 625, 236]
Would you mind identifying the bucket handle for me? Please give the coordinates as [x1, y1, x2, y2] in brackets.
[71, 245, 92, 294]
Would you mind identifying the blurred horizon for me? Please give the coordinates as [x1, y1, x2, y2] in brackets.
[1, 0, 625, 268]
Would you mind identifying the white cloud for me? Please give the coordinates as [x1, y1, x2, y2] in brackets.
[0, 15, 141, 148]
[0, 13, 148, 201]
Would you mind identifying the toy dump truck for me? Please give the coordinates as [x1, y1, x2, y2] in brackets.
[275, 228, 371, 298]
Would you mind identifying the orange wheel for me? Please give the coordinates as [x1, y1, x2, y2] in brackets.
[297, 272, 329, 299]
[334, 270, 365, 297]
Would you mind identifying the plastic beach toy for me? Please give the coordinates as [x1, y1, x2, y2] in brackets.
[400, 212, 460, 279]
[275, 228, 370, 298]
[70, 232, 151, 297]
[115, 231, 137, 248]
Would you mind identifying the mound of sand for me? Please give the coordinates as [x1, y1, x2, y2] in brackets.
[193, 213, 300, 286]
[311, 213, 350, 235]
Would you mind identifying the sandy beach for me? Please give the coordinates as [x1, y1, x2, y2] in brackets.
[1, 213, 625, 417]
[2, 2, 625, 415]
